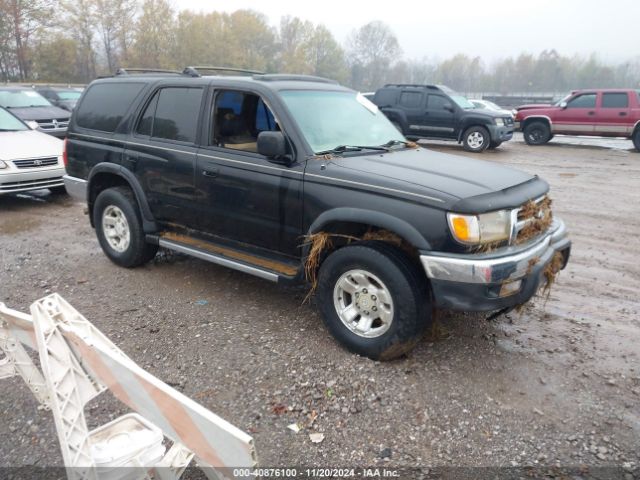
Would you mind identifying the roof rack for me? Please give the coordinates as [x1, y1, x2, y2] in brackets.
[383, 83, 439, 89]
[183, 66, 265, 77]
[252, 74, 337, 84]
[115, 68, 183, 76]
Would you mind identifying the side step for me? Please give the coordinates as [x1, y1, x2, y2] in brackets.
[151, 232, 299, 283]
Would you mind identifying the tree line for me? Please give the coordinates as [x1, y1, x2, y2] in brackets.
[1, 0, 639, 94]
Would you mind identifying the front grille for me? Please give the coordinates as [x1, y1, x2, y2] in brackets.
[12, 157, 59, 169]
[0, 177, 63, 193]
[36, 118, 69, 130]
[513, 196, 553, 244]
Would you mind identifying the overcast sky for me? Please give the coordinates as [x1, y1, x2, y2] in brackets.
[176, 0, 638, 64]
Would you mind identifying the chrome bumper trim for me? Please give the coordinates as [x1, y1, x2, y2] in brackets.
[63, 175, 87, 202]
[420, 218, 569, 284]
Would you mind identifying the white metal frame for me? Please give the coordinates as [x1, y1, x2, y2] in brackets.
[0, 294, 257, 480]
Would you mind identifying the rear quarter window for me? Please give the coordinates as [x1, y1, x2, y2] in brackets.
[75, 82, 145, 132]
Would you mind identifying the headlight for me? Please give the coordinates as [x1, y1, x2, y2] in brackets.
[495, 118, 505, 126]
[0, 160, 7, 169]
[448, 210, 512, 245]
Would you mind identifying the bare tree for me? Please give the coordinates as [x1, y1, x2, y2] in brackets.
[95, 0, 138, 72]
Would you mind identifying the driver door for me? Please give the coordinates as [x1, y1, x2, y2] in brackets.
[195, 88, 304, 257]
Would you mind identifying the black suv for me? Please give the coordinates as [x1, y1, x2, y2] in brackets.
[63, 67, 570, 360]
[372, 84, 514, 152]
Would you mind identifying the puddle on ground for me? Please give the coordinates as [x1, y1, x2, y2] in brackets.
[0, 216, 42, 235]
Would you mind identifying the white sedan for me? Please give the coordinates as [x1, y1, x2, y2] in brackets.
[0, 107, 65, 195]
[470, 99, 516, 118]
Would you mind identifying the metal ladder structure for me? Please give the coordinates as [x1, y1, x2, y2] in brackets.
[0, 294, 257, 480]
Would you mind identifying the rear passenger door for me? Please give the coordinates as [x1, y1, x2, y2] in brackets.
[596, 92, 632, 136]
[195, 87, 304, 257]
[125, 86, 204, 228]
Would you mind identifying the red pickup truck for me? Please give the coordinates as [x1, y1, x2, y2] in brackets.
[514, 89, 640, 151]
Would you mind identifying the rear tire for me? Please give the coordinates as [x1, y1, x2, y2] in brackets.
[462, 126, 490, 152]
[93, 187, 158, 268]
[633, 129, 640, 152]
[316, 241, 431, 360]
[523, 121, 551, 145]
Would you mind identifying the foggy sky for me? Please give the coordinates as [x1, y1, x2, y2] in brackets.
[175, 0, 638, 64]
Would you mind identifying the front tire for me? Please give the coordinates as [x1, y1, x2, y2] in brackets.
[462, 126, 490, 152]
[316, 241, 431, 360]
[93, 187, 158, 267]
[523, 121, 551, 145]
[633, 129, 640, 152]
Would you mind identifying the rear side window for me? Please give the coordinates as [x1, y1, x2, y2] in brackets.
[567, 93, 596, 108]
[601, 93, 629, 108]
[75, 83, 144, 132]
[372, 88, 397, 107]
[399, 91, 423, 108]
[136, 87, 203, 143]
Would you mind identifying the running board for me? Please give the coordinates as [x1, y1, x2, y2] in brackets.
[152, 233, 299, 283]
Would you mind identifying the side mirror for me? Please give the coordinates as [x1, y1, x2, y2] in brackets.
[444, 104, 454, 113]
[560, 101, 568, 109]
[257, 131, 289, 162]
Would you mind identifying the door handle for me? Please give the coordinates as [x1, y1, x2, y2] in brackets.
[619, 112, 628, 116]
[202, 168, 218, 178]
[587, 111, 595, 116]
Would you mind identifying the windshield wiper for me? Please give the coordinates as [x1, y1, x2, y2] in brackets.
[315, 144, 390, 155]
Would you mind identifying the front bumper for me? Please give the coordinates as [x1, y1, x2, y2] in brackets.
[420, 218, 571, 311]
[487, 124, 514, 143]
[0, 166, 66, 194]
[514, 121, 521, 131]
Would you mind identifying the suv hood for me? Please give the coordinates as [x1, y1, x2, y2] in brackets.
[326, 147, 547, 212]
[0, 130, 63, 160]
[516, 103, 554, 111]
[6, 106, 71, 121]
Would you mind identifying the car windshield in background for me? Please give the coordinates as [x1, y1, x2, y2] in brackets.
[280, 90, 404, 154]
[450, 94, 475, 109]
[58, 91, 82, 100]
[0, 89, 52, 108]
[0, 108, 28, 131]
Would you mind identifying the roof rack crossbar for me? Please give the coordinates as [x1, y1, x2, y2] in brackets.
[185, 66, 265, 76]
[116, 68, 183, 76]
[383, 83, 438, 89]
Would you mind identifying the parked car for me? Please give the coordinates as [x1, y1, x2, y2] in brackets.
[470, 98, 516, 118]
[372, 84, 514, 152]
[63, 68, 570, 360]
[0, 107, 65, 195]
[0, 86, 70, 138]
[515, 89, 640, 151]
[35, 86, 83, 112]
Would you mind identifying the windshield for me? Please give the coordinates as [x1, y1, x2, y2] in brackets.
[0, 89, 52, 108]
[58, 91, 82, 100]
[0, 108, 28, 131]
[280, 90, 404, 153]
[450, 94, 475, 110]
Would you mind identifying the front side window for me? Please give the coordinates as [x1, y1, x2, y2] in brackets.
[601, 93, 629, 108]
[211, 90, 278, 153]
[427, 95, 452, 111]
[567, 94, 596, 108]
[57, 91, 82, 100]
[280, 90, 404, 154]
[136, 87, 203, 143]
[76, 83, 145, 132]
[0, 89, 51, 108]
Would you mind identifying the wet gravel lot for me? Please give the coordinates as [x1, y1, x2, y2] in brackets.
[1, 134, 639, 476]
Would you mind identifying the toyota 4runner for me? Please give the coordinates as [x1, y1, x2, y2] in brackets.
[63, 67, 571, 360]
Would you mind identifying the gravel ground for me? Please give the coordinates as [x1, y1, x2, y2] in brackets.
[1, 134, 639, 476]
